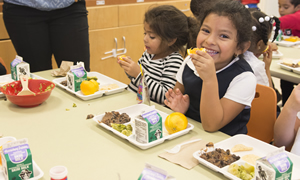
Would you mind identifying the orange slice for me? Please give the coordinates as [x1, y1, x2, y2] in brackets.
[118, 55, 127, 61]
[262, 46, 269, 53]
[187, 48, 206, 55]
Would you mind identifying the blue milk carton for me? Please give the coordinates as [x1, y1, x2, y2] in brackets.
[10, 55, 30, 81]
[66, 62, 87, 92]
[0, 138, 34, 180]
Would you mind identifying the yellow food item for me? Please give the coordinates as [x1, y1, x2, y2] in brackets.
[262, 45, 269, 53]
[118, 55, 127, 61]
[187, 48, 206, 55]
[285, 36, 300, 42]
[80, 80, 97, 95]
[89, 79, 99, 91]
[231, 144, 253, 152]
[165, 112, 188, 134]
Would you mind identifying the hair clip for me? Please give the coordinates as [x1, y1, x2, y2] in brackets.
[245, 5, 249, 8]
[264, 16, 270, 21]
[259, 17, 264, 23]
[252, 26, 257, 31]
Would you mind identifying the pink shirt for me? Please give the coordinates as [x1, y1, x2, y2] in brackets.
[279, 10, 300, 37]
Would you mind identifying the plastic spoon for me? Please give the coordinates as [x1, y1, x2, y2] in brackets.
[17, 75, 35, 96]
[164, 139, 201, 154]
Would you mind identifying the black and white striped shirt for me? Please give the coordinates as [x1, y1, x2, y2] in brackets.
[128, 50, 183, 104]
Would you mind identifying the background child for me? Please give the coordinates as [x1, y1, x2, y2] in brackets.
[278, 0, 300, 107]
[164, 0, 256, 136]
[274, 84, 300, 156]
[246, 9, 280, 88]
[117, 5, 198, 104]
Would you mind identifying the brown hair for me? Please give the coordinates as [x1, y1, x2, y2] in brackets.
[144, 5, 199, 56]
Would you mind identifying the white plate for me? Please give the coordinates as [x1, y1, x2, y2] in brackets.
[278, 59, 300, 75]
[275, 40, 300, 47]
[0, 137, 44, 180]
[193, 134, 300, 180]
[258, 50, 283, 59]
[0, 74, 46, 98]
[93, 104, 194, 150]
[52, 72, 127, 101]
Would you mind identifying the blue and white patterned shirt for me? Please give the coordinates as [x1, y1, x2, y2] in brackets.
[4, 0, 75, 11]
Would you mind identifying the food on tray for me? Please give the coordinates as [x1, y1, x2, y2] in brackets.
[228, 163, 255, 180]
[200, 148, 240, 168]
[99, 84, 119, 91]
[231, 144, 253, 152]
[285, 36, 300, 42]
[86, 114, 94, 119]
[187, 48, 206, 55]
[118, 55, 127, 61]
[87, 76, 98, 81]
[281, 59, 300, 68]
[100, 111, 131, 127]
[165, 112, 188, 134]
[80, 80, 98, 95]
[60, 80, 67, 86]
[111, 123, 133, 136]
[242, 154, 261, 165]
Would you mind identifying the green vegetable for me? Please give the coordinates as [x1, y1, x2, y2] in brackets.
[228, 163, 254, 180]
[121, 129, 132, 136]
[87, 76, 98, 81]
[111, 123, 133, 136]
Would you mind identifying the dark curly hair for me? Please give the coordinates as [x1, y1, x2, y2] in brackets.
[144, 5, 199, 56]
[200, 0, 252, 54]
[291, 0, 300, 7]
[249, 9, 281, 46]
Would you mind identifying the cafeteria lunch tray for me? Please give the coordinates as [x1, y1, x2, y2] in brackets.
[193, 134, 300, 180]
[278, 59, 300, 75]
[93, 104, 194, 150]
[52, 71, 128, 100]
[0, 137, 44, 180]
[258, 50, 283, 59]
[275, 40, 300, 47]
[0, 74, 45, 98]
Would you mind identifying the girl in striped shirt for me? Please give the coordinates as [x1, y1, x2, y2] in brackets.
[117, 5, 198, 104]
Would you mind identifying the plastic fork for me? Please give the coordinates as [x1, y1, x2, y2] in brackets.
[164, 139, 201, 154]
[17, 75, 35, 96]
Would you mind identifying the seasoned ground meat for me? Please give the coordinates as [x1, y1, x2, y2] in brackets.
[100, 111, 131, 127]
[200, 148, 240, 168]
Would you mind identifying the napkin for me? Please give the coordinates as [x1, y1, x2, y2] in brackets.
[158, 137, 208, 170]
[51, 61, 74, 77]
[290, 127, 300, 156]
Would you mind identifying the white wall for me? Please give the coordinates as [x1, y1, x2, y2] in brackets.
[258, 0, 280, 17]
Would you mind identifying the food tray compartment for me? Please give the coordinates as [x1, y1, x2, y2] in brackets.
[278, 59, 300, 75]
[93, 104, 194, 149]
[193, 134, 300, 180]
[0, 74, 46, 98]
[0, 137, 44, 180]
[259, 50, 283, 59]
[275, 40, 300, 47]
[52, 71, 127, 100]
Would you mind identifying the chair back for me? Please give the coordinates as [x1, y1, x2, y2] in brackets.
[247, 84, 277, 143]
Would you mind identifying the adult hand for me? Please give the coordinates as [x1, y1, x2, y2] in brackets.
[164, 88, 189, 114]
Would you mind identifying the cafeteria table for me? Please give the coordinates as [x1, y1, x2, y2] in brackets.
[0, 70, 230, 180]
[270, 46, 300, 84]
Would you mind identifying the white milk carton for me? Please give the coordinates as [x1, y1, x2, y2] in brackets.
[255, 147, 293, 180]
[138, 163, 169, 180]
[135, 109, 163, 144]
[66, 62, 87, 92]
[10, 55, 30, 81]
[0, 138, 34, 180]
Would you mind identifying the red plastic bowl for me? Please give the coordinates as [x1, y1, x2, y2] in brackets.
[0, 79, 55, 107]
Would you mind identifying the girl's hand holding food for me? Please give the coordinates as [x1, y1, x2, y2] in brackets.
[262, 45, 272, 70]
[117, 55, 140, 78]
[190, 50, 216, 81]
[164, 88, 189, 114]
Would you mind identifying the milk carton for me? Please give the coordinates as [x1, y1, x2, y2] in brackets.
[10, 55, 30, 81]
[255, 147, 293, 180]
[135, 109, 163, 144]
[138, 163, 168, 180]
[67, 62, 87, 92]
[0, 138, 34, 180]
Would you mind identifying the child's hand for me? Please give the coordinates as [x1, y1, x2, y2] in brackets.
[270, 42, 278, 51]
[262, 45, 272, 70]
[190, 50, 216, 81]
[117, 56, 140, 78]
[164, 88, 189, 114]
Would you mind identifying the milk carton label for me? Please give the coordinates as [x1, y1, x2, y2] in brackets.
[1, 138, 34, 180]
[135, 110, 162, 144]
[67, 64, 87, 92]
[10, 55, 30, 81]
[255, 147, 293, 180]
